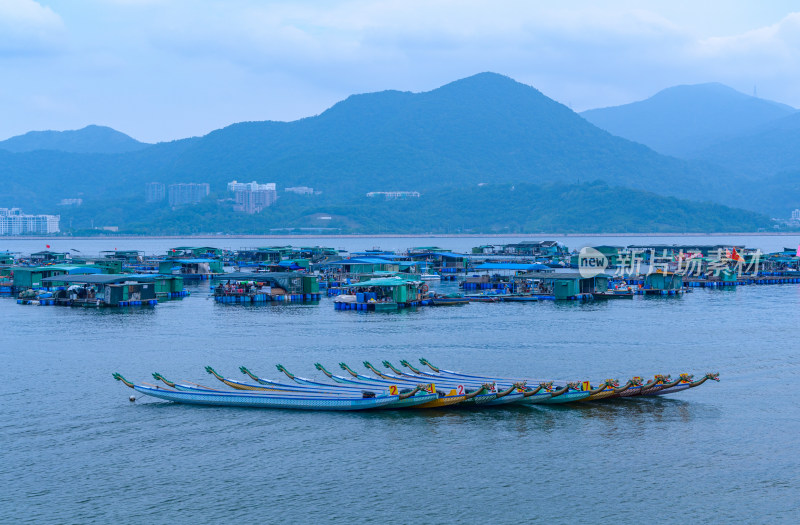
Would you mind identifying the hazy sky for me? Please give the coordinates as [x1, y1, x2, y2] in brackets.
[2, 0, 800, 142]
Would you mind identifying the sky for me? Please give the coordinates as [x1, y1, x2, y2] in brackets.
[2, 0, 800, 143]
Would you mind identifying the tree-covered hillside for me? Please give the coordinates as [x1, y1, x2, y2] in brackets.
[56, 182, 770, 235]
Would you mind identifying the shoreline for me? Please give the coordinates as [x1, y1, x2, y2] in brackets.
[1, 232, 799, 240]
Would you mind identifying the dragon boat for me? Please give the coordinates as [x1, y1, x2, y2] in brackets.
[641, 373, 720, 395]
[324, 362, 499, 407]
[414, 358, 718, 401]
[307, 363, 470, 409]
[398, 359, 587, 404]
[377, 360, 529, 405]
[112, 373, 399, 411]
[356, 361, 504, 406]
[201, 366, 438, 409]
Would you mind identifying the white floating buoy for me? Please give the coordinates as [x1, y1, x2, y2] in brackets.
[129, 396, 136, 402]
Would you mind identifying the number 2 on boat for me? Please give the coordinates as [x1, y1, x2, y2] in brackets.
[457, 385, 464, 395]
[389, 385, 398, 396]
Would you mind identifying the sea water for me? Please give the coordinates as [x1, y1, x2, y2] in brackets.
[2, 236, 799, 523]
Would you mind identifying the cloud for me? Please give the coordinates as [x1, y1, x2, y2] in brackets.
[0, 0, 66, 56]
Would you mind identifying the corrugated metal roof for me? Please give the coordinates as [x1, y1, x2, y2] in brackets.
[474, 263, 551, 271]
[41, 274, 158, 284]
[411, 252, 464, 258]
[332, 257, 399, 265]
[172, 258, 217, 263]
[343, 276, 420, 287]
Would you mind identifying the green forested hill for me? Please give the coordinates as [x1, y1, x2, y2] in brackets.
[57, 182, 770, 235]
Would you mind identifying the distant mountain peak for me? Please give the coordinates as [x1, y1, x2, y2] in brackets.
[0, 125, 150, 154]
[581, 82, 796, 156]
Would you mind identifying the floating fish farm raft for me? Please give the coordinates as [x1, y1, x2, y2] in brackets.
[1, 242, 799, 310]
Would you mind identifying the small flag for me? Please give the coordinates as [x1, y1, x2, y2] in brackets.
[731, 248, 744, 262]
[46, 244, 50, 249]
[796, 244, 800, 258]
[725, 248, 732, 258]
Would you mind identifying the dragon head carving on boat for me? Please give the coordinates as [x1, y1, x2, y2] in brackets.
[566, 382, 583, 391]
[513, 381, 527, 392]
[152, 372, 176, 388]
[418, 358, 440, 373]
[630, 377, 644, 387]
[112, 372, 134, 389]
[382, 361, 403, 375]
[539, 381, 554, 392]
[339, 362, 359, 377]
[205, 366, 225, 381]
[400, 360, 424, 374]
[314, 363, 334, 378]
[275, 364, 295, 380]
[706, 372, 720, 382]
[679, 373, 695, 383]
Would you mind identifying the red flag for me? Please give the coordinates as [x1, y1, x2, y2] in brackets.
[731, 248, 743, 262]
[46, 244, 50, 249]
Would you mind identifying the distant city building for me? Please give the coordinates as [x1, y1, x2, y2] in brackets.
[791, 209, 800, 221]
[0, 208, 60, 235]
[227, 180, 275, 192]
[228, 180, 277, 214]
[146, 182, 166, 203]
[58, 198, 83, 207]
[168, 183, 209, 207]
[285, 186, 314, 195]
[366, 191, 421, 200]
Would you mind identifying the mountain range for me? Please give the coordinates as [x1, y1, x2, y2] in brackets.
[1, 73, 798, 234]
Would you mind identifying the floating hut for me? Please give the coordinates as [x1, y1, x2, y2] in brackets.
[334, 276, 428, 311]
[167, 246, 224, 259]
[519, 270, 612, 300]
[10, 265, 104, 292]
[212, 272, 320, 302]
[158, 258, 224, 280]
[29, 250, 70, 264]
[0, 251, 17, 265]
[473, 241, 566, 259]
[21, 274, 161, 306]
[641, 271, 684, 295]
[407, 252, 468, 280]
[462, 263, 551, 291]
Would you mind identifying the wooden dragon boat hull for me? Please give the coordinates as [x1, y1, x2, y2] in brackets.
[384, 392, 440, 408]
[457, 393, 497, 406]
[132, 385, 399, 411]
[483, 392, 527, 405]
[177, 381, 436, 409]
[643, 383, 693, 396]
[515, 392, 555, 404]
[606, 387, 644, 399]
[531, 391, 592, 404]
[579, 389, 620, 402]
[416, 395, 468, 408]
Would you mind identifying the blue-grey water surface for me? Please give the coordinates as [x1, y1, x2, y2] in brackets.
[2, 236, 799, 523]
